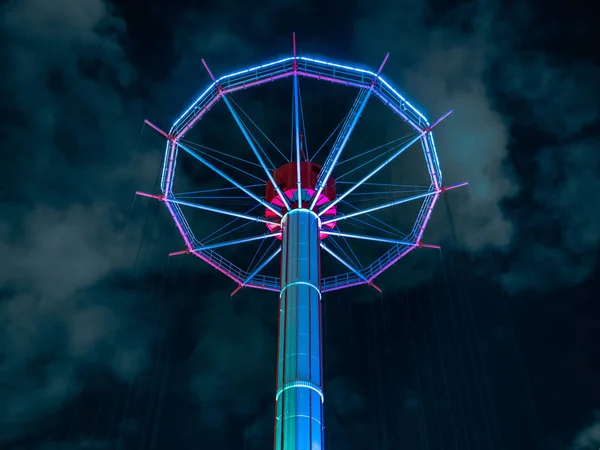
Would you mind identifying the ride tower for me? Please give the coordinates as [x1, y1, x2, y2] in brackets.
[137, 35, 466, 450]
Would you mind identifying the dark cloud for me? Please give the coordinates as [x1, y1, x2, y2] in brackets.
[498, 61, 600, 291]
[353, 0, 517, 252]
[352, 0, 600, 292]
[32, 441, 110, 450]
[572, 412, 600, 450]
[188, 291, 274, 428]
[0, 0, 165, 443]
[402, 389, 421, 411]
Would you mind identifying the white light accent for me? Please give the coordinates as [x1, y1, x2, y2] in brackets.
[280, 281, 321, 300]
[276, 380, 324, 403]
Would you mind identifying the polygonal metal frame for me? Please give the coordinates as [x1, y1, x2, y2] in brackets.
[158, 56, 446, 293]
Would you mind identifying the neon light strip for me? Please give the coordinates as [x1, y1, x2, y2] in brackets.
[243, 247, 282, 286]
[298, 57, 428, 123]
[165, 201, 243, 284]
[321, 242, 369, 286]
[275, 380, 324, 403]
[368, 244, 417, 282]
[319, 133, 427, 216]
[320, 230, 415, 246]
[322, 190, 437, 225]
[177, 141, 283, 217]
[223, 71, 294, 95]
[310, 88, 372, 210]
[322, 279, 367, 293]
[281, 208, 321, 227]
[193, 233, 280, 252]
[160, 54, 447, 293]
[173, 83, 216, 127]
[174, 92, 222, 141]
[172, 56, 429, 129]
[415, 192, 440, 243]
[216, 57, 295, 83]
[168, 198, 278, 226]
[245, 283, 280, 292]
[293, 75, 303, 208]
[280, 281, 321, 300]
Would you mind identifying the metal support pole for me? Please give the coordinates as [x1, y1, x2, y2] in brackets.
[293, 75, 303, 208]
[292, 32, 303, 208]
[275, 209, 324, 450]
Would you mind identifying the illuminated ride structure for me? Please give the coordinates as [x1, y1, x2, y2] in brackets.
[137, 37, 465, 450]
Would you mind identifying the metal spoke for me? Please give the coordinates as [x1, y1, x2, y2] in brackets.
[175, 184, 264, 196]
[322, 190, 437, 225]
[310, 118, 343, 162]
[309, 87, 371, 210]
[309, 53, 389, 210]
[320, 242, 381, 293]
[336, 134, 412, 166]
[321, 230, 416, 246]
[227, 97, 289, 163]
[169, 197, 278, 226]
[341, 200, 405, 237]
[336, 181, 430, 188]
[293, 74, 303, 207]
[203, 209, 260, 244]
[336, 135, 415, 181]
[193, 233, 280, 252]
[222, 95, 292, 211]
[243, 246, 282, 286]
[181, 139, 265, 169]
[318, 110, 451, 216]
[346, 190, 429, 196]
[177, 140, 282, 216]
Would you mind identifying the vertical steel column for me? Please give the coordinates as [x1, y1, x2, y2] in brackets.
[275, 208, 324, 450]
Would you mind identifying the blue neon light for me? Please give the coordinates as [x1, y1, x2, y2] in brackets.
[158, 52, 450, 295]
[298, 57, 428, 123]
[171, 55, 430, 128]
[215, 57, 295, 82]
[173, 83, 216, 127]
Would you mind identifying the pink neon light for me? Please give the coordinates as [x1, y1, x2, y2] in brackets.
[175, 93, 222, 140]
[164, 141, 177, 194]
[245, 282, 280, 293]
[174, 73, 296, 141]
[322, 279, 367, 293]
[415, 193, 439, 243]
[222, 71, 295, 95]
[365, 194, 441, 283]
[371, 90, 422, 132]
[296, 71, 368, 89]
[293, 32, 297, 72]
[135, 191, 162, 201]
[421, 136, 441, 191]
[372, 53, 390, 86]
[377, 53, 390, 73]
[368, 245, 417, 283]
[165, 202, 244, 284]
[144, 120, 171, 140]
[149, 55, 452, 293]
[160, 133, 246, 285]
[366, 194, 441, 283]
[202, 59, 217, 82]
[418, 243, 442, 249]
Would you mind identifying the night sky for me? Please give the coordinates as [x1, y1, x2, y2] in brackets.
[1, 0, 600, 449]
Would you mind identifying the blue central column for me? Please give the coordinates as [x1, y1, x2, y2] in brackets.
[275, 208, 324, 450]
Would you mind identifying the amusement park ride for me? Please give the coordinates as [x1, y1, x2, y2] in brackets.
[137, 34, 466, 450]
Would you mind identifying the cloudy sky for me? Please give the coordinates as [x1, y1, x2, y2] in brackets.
[1, 0, 599, 449]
